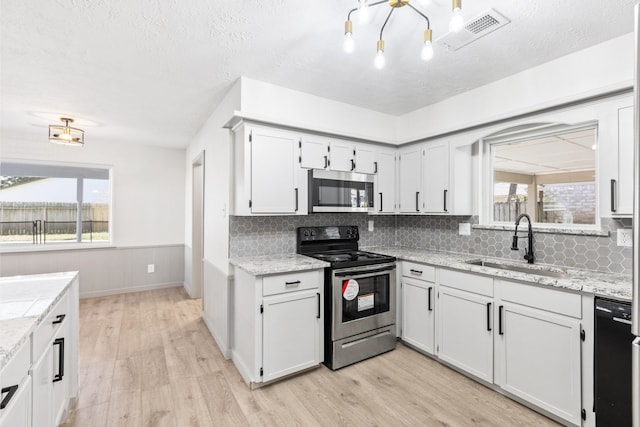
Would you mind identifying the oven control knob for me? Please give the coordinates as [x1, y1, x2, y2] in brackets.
[303, 230, 310, 238]
[310, 230, 316, 236]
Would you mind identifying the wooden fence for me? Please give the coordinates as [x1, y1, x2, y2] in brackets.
[0, 202, 109, 235]
[494, 201, 527, 222]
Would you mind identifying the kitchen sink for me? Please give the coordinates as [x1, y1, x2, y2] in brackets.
[465, 259, 570, 279]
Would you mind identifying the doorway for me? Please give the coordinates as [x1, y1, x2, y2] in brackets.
[191, 152, 204, 299]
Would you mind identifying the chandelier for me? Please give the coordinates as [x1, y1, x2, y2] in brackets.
[49, 117, 84, 146]
[343, 0, 464, 69]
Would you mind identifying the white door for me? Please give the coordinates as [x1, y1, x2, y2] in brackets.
[0, 376, 31, 427]
[262, 290, 321, 382]
[402, 278, 435, 354]
[615, 106, 633, 215]
[251, 130, 298, 214]
[495, 303, 582, 426]
[300, 137, 329, 169]
[423, 141, 450, 213]
[375, 151, 396, 213]
[355, 146, 377, 174]
[438, 286, 493, 383]
[398, 148, 422, 213]
[31, 344, 54, 427]
[330, 142, 355, 172]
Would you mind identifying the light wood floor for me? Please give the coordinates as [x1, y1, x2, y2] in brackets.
[63, 286, 560, 427]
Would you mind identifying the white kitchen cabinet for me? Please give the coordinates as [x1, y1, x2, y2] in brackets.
[329, 141, 355, 172]
[355, 145, 377, 174]
[374, 150, 396, 213]
[398, 147, 422, 213]
[0, 377, 31, 427]
[262, 289, 321, 382]
[494, 280, 583, 426]
[401, 262, 436, 355]
[437, 269, 494, 383]
[31, 343, 53, 427]
[0, 339, 31, 427]
[612, 105, 633, 216]
[299, 135, 329, 170]
[233, 124, 307, 215]
[232, 268, 324, 386]
[422, 141, 449, 213]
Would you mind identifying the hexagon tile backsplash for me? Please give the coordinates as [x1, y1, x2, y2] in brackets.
[229, 215, 632, 275]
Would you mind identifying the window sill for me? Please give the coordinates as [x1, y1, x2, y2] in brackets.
[472, 224, 609, 237]
[0, 242, 115, 254]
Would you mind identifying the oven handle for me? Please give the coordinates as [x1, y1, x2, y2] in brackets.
[334, 265, 396, 278]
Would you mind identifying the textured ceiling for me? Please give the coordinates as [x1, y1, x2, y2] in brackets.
[0, 0, 636, 149]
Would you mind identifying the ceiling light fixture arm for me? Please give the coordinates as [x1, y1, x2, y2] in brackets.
[406, 3, 430, 29]
[347, 0, 387, 21]
[379, 7, 395, 41]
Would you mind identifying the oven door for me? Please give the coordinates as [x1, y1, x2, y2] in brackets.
[331, 263, 396, 340]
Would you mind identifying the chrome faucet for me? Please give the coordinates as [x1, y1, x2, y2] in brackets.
[511, 213, 535, 264]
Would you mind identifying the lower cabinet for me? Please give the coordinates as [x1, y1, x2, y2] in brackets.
[401, 262, 436, 355]
[0, 377, 31, 427]
[0, 339, 32, 427]
[232, 268, 324, 386]
[31, 343, 53, 427]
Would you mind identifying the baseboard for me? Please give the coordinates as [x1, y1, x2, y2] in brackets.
[79, 282, 183, 299]
[203, 309, 231, 359]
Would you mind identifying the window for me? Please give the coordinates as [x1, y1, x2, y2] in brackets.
[484, 124, 597, 227]
[0, 162, 111, 246]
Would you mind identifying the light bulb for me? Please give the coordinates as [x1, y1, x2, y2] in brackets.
[358, 0, 370, 24]
[344, 33, 355, 53]
[374, 51, 385, 69]
[450, 7, 464, 32]
[421, 42, 434, 61]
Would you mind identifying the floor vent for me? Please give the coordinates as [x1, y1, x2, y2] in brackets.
[436, 8, 510, 51]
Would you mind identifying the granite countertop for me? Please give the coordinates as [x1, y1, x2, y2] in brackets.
[230, 254, 330, 276]
[364, 246, 633, 301]
[0, 271, 78, 371]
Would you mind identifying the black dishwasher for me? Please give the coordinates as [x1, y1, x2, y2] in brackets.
[594, 297, 633, 426]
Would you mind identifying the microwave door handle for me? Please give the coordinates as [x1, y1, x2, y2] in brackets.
[334, 265, 396, 278]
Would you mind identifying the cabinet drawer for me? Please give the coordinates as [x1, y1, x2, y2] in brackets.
[32, 290, 69, 357]
[498, 280, 582, 318]
[439, 269, 493, 297]
[263, 270, 321, 296]
[402, 262, 435, 282]
[0, 338, 30, 392]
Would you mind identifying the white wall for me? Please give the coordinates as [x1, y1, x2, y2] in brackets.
[1, 135, 186, 247]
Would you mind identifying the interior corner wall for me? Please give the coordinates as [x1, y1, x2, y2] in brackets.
[396, 32, 634, 143]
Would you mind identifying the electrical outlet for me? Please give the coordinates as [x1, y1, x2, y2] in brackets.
[368, 220, 374, 232]
[147, 264, 155, 273]
[617, 229, 632, 247]
[458, 223, 471, 236]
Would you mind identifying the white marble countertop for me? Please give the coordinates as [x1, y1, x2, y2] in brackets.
[363, 246, 632, 301]
[229, 254, 330, 276]
[0, 271, 78, 371]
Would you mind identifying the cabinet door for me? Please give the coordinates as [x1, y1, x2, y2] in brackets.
[615, 106, 633, 215]
[375, 151, 396, 213]
[355, 146, 377, 174]
[0, 376, 31, 427]
[398, 148, 422, 213]
[300, 137, 329, 170]
[330, 142, 355, 172]
[262, 290, 321, 382]
[32, 343, 54, 427]
[422, 141, 449, 213]
[52, 320, 70, 425]
[438, 286, 493, 383]
[251, 130, 298, 214]
[495, 303, 582, 425]
[402, 278, 435, 354]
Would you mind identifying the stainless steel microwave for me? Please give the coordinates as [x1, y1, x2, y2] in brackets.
[308, 169, 374, 213]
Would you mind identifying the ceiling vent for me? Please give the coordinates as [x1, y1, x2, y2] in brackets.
[436, 9, 510, 51]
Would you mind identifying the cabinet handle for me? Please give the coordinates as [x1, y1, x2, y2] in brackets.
[317, 293, 321, 319]
[611, 179, 617, 212]
[486, 302, 492, 331]
[428, 287, 433, 311]
[415, 192, 420, 212]
[498, 305, 504, 335]
[374, 161, 378, 173]
[350, 159, 356, 171]
[379, 193, 383, 212]
[294, 188, 299, 212]
[52, 314, 66, 325]
[53, 337, 65, 383]
[443, 189, 448, 212]
[0, 385, 18, 410]
[409, 269, 423, 275]
[285, 280, 301, 287]
[323, 155, 328, 169]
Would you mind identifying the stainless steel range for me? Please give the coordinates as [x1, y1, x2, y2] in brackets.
[297, 225, 397, 370]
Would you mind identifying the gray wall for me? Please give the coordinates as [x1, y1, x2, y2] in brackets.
[229, 215, 632, 275]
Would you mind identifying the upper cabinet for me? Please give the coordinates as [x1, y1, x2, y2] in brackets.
[422, 141, 449, 213]
[329, 141, 356, 172]
[355, 144, 377, 174]
[375, 150, 396, 213]
[299, 135, 329, 170]
[612, 105, 633, 216]
[398, 147, 422, 213]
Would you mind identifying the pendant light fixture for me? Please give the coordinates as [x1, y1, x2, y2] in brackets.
[49, 117, 84, 146]
[343, 0, 463, 68]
